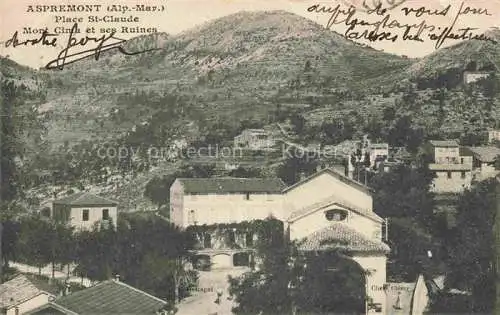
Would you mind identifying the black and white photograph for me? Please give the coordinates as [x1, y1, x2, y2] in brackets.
[1, 0, 499, 314]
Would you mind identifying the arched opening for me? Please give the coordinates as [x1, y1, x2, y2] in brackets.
[296, 251, 366, 314]
[212, 253, 232, 269]
[192, 255, 211, 271]
[233, 252, 250, 267]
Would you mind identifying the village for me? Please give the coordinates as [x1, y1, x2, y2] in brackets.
[1, 121, 499, 315]
[1, 3, 500, 314]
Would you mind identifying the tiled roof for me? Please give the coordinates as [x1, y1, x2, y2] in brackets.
[282, 168, 373, 194]
[177, 177, 286, 194]
[428, 164, 472, 171]
[467, 146, 500, 163]
[287, 195, 383, 223]
[52, 280, 166, 315]
[53, 192, 118, 206]
[429, 140, 459, 147]
[298, 223, 390, 254]
[0, 275, 57, 309]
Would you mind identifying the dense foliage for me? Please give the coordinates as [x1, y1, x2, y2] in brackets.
[228, 219, 365, 314]
[436, 179, 497, 313]
[1, 214, 196, 302]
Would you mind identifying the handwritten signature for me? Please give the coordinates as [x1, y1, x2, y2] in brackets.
[308, 1, 496, 49]
[4, 23, 160, 70]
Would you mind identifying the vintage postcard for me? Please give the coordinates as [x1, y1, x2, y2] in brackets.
[1, 0, 499, 314]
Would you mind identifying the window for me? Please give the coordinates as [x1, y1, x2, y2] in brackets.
[246, 233, 254, 247]
[203, 233, 212, 249]
[188, 210, 196, 225]
[82, 209, 89, 221]
[325, 209, 348, 222]
[102, 209, 110, 220]
[461, 171, 466, 179]
[447, 171, 452, 179]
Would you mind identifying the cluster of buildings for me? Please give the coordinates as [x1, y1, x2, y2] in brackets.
[426, 140, 500, 194]
[170, 168, 391, 314]
[21, 130, 498, 315]
[0, 274, 169, 315]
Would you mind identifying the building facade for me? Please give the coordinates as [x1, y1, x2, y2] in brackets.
[463, 71, 491, 85]
[283, 169, 389, 314]
[234, 129, 275, 150]
[0, 275, 59, 315]
[466, 146, 500, 181]
[369, 143, 389, 168]
[170, 169, 390, 314]
[488, 129, 500, 144]
[52, 192, 118, 231]
[427, 140, 473, 193]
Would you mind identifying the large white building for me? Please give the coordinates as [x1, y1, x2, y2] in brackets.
[170, 169, 389, 314]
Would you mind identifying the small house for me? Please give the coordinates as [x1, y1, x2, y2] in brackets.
[52, 192, 118, 231]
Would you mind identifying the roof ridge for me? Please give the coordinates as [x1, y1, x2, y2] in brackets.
[55, 279, 110, 302]
[113, 279, 167, 304]
[282, 168, 372, 195]
[287, 195, 382, 223]
[301, 223, 390, 253]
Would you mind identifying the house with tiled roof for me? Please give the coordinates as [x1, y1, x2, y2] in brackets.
[0, 274, 60, 315]
[52, 192, 118, 231]
[170, 177, 286, 228]
[25, 279, 167, 315]
[282, 168, 389, 314]
[464, 146, 500, 181]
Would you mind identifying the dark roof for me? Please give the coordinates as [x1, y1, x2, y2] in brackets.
[53, 192, 118, 207]
[26, 304, 73, 315]
[298, 223, 390, 254]
[466, 146, 500, 163]
[282, 168, 373, 194]
[176, 177, 286, 194]
[0, 275, 58, 309]
[52, 280, 166, 315]
[429, 140, 459, 147]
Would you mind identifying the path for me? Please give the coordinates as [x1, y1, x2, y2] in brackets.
[10, 262, 94, 287]
[176, 268, 248, 315]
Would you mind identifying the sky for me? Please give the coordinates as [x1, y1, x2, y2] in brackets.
[0, 0, 499, 69]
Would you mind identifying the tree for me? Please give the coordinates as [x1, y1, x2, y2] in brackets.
[228, 219, 365, 314]
[15, 217, 53, 274]
[276, 150, 318, 186]
[445, 179, 496, 313]
[371, 164, 435, 224]
[144, 175, 174, 211]
[228, 167, 262, 178]
[289, 113, 306, 135]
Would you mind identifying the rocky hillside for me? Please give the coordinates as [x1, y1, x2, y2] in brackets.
[30, 10, 412, 146]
